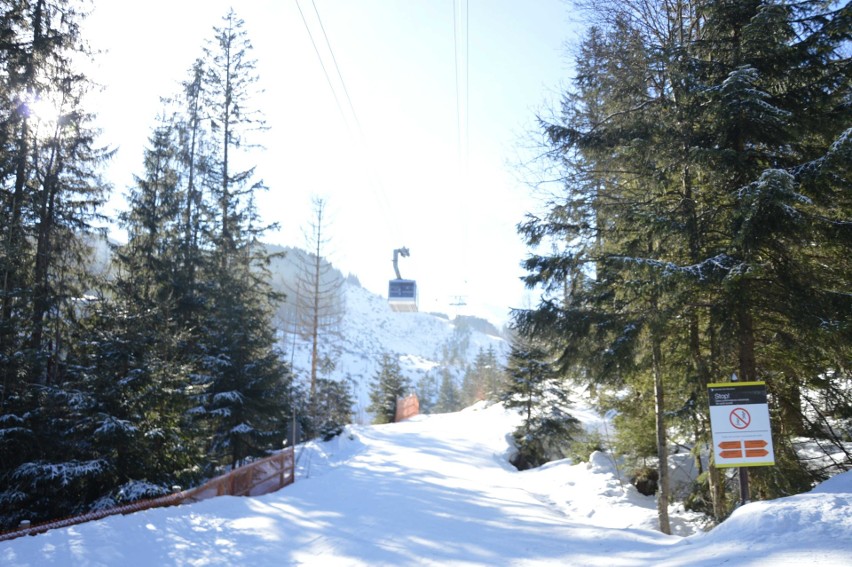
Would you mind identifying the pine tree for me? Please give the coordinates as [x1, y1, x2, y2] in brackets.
[181, 9, 292, 470]
[689, 0, 852, 499]
[367, 354, 411, 424]
[501, 338, 581, 470]
[461, 346, 504, 406]
[0, 0, 111, 529]
[312, 376, 354, 441]
[516, 0, 850, 527]
[434, 368, 462, 414]
[415, 370, 440, 414]
[77, 118, 207, 502]
[0, 0, 110, 389]
[171, 57, 211, 342]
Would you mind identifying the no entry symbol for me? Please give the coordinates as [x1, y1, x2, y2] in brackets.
[730, 407, 751, 430]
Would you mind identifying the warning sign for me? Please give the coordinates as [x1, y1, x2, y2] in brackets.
[708, 382, 775, 468]
[729, 407, 751, 429]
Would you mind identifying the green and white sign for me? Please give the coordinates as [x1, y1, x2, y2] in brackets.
[708, 381, 775, 468]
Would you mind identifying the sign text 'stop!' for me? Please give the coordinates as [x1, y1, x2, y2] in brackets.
[709, 383, 767, 407]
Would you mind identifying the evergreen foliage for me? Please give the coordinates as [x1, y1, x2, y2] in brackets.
[501, 338, 581, 470]
[0, 6, 301, 527]
[460, 346, 505, 406]
[0, 0, 111, 529]
[516, 0, 851, 527]
[434, 368, 463, 414]
[367, 354, 411, 424]
[312, 376, 354, 441]
[415, 370, 440, 414]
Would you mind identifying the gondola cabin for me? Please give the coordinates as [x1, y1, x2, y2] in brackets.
[388, 279, 418, 312]
[388, 247, 417, 312]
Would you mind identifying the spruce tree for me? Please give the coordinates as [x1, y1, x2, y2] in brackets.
[77, 118, 207, 502]
[516, 0, 850, 527]
[434, 368, 462, 414]
[0, 0, 111, 529]
[461, 346, 504, 406]
[368, 354, 411, 424]
[195, 10, 291, 469]
[415, 370, 440, 414]
[501, 338, 580, 470]
[312, 376, 354, 440]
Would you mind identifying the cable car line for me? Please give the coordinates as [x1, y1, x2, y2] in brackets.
[293, 0, 400, 242]
[308, 0, 361, 143]
[453, 0, 470, 313]
[294, 0, 349, 131]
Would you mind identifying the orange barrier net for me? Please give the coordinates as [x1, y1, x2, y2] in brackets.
[0, 446, 295, 542]
[395, 393, 420, 422]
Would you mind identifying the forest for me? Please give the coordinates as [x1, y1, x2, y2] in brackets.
[0, 3, 320, 529]
[0, 0, 849, 535]
[513, 0, 851, 533]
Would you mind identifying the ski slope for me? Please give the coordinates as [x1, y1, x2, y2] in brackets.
[2, 402, 851, 566]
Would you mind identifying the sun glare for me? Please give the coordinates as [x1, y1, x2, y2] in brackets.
[20, 91, 63, 126]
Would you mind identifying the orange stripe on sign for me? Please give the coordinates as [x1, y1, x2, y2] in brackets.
[720, 449, 743, 459]
[719, 441, 741, 450]
[745, 449, 769, 458]
[744, 440, 767, 449]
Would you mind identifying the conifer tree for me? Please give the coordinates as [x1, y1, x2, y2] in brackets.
[78, 118, 207, 501]
[516, 0, 850, 527]
[171, 57, 211, 339]
[0, 0, 109, 389]
[312, 376, 354, 440]
[368, 354, 411, 424]
[194, 9, 292, 469]
[415, 371, 440, 414]
[0, 0, 111, 529]
[501, 338, 580, 470]
[434, 368, 462, 414]
[461, 346, 504, 406]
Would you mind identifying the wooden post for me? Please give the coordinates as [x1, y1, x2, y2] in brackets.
[739, 467, 750, 505]
[730, 373, 750, 506]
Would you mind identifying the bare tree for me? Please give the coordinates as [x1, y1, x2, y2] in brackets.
[286, 197, 345, 414]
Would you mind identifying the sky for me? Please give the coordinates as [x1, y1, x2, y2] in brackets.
[81, 0, 579, 326]
[3, 400, 851, 565]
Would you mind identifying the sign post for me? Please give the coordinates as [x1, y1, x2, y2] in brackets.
[707, 381, 775, 504]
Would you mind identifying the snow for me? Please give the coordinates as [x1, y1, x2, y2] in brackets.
[285, 282, 509, 419]
[3, 402, 851, 566]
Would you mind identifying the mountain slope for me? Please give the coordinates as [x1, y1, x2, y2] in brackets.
[279, 264, 509, 419]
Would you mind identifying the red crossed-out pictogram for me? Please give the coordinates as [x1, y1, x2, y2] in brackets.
[729, 407, 751, 430]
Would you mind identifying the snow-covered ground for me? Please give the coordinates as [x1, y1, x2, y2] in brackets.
[3, 401, 850, 566]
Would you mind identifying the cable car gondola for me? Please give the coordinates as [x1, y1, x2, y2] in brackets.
[388, 247, 417, 312]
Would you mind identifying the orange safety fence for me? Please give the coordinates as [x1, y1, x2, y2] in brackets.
[0, 446, 295, 542]
[395, 393, 420, 422]
[185, 447, 295, 501]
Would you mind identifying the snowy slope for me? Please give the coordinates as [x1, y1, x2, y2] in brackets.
[284, 280, 508, 419]
[3, 401, 851, 566]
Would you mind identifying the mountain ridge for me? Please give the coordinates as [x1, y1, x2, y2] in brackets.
[266, 245, 510, 421]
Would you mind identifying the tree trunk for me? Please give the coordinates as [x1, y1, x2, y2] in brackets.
[652, 338, 672, 534]
[737, 299, 757, 383]
[29, 168, 59, 385]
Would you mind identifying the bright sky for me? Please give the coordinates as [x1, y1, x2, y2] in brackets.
[83, 0, 577, 326]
